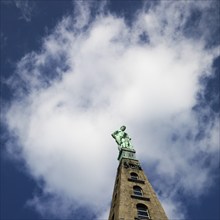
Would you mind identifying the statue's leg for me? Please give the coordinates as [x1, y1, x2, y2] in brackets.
[121, 142, 125, 148]
[124, 139, 129, 148]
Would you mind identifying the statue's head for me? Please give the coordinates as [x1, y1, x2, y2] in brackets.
[120, 125, 126, 131]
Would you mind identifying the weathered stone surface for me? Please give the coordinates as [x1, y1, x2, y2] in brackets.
[108, 158, 168, 220]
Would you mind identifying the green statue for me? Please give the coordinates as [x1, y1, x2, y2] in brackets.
[111, 126, 133, 150]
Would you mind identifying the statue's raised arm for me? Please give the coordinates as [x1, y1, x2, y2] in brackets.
[111, 126, 133, 150]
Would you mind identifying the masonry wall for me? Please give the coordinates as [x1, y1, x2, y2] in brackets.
[108, 158, 168, 220]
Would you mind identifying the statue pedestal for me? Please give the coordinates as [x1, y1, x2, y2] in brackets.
[117, 147, 137, 161]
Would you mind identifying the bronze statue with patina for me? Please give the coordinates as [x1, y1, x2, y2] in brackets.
[111, 126, 133, 150]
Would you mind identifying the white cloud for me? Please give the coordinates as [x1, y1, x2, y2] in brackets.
[14, 0, 34, 22]
[160, 197, 186, 220]
[3, 1, 219, 219]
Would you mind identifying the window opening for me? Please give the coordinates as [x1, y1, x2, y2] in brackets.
[129, 163, 136, 168]
[130, 172, 138, 180]
[137, 204, 150, 219]
[133, 186, 143, 196]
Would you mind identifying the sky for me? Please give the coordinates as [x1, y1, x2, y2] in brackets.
[0, 0, 219, 220]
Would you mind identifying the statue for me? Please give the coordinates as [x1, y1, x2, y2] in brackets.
[111, 126, 133, 150]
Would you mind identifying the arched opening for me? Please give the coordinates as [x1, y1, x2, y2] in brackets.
[133, 185, 143, 196]
[130, 172, 138, 180]
[136, 203, 150, 219]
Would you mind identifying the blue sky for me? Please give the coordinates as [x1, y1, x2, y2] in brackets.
[1, 1, 219, 220]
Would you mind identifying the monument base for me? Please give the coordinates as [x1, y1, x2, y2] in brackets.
[117, 147, 137, 161]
